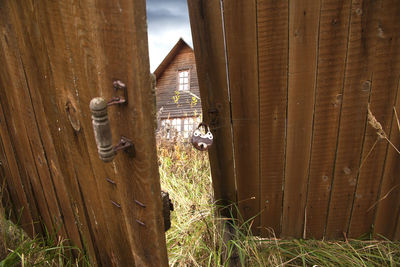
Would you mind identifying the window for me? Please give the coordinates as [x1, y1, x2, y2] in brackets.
[183, 117, 198, 138]
[178, 70, 189, 91]
[160, 116, 201, 139]
[171, 118, 182, 133]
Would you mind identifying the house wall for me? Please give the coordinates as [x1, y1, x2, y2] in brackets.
[156, 46, 202, 119]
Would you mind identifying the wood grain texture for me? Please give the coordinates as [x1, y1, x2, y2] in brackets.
[0, 101, 35, 236]
[0, 5, 59, 238]
[188, 0, 237, 214]
[6, 0, 91, 252]
[374, 78, 400, 240]
[0, 0, 168, 265]
[223, 0, 260, 233]
[89, 0, 168, 264]
[348, 0, 400, 238]
[282, 0, 321, 238]
[257, 0, 288, 237]
[304, 0, 351, 239]
[325, 0, 379, 239]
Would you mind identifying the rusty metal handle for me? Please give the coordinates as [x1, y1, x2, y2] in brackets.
[90, 97, 115, 162]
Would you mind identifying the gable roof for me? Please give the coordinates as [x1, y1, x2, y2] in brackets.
[153, 38, 193, 79]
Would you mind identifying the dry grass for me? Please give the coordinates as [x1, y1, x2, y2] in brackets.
[158, 140, 400, 266]
[0, 202, 88, 266]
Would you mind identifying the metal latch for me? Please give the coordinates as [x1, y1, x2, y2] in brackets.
[89, 81, 134, 162]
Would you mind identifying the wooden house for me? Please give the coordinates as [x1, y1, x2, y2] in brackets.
[154, 38, 202, 138]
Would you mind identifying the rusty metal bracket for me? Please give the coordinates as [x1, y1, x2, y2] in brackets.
[107, 80, 127, 106]
[113, 136, 135, 157]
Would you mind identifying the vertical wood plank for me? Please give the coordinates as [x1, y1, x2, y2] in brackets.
[16, 1, 111, 263]
[0, 11, 59, 238]
[325, 0, 380, 239]
[0, 100, 36, 236]
[223, 0, 260, 233]
[256, 0, 288, 237]
[374, 78, 400, 239]
[4, 0, 88, 251]
[348, 0, 400, 238]
[0, 0, 168, 265]
[282, 0, 321, 238]
[187, 0, 236, 215]
[84, 0, 168, 264]
[304, 0, 351, 239]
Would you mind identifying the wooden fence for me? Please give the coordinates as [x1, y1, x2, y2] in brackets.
[0, 1, 168, 266]
[189, 0, 400, 240]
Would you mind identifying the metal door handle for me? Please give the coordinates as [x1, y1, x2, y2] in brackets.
[90, 97, 134, 162]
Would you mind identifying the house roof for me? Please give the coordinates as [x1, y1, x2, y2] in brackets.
[153, 38, 193, 79]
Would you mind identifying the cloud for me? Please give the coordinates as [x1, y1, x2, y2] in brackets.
[146, 0, 192, 71]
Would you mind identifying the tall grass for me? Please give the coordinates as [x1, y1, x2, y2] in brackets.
[0, 202, 89, 266]
[158, 140, 400, 266]
[1, 135, 399, 266]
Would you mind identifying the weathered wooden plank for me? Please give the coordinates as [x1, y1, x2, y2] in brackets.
[374, 78, 400, 240]
[0, 97, 35, 236]
[325, 0, 380, 239]
[0, 9, 58, 237]
[222, 0, 260, 233]
[1, 0, 168, 265]
[304, 0, 351, 239]
[95, 1, 168, 264]
[4, 0, 86, 251]
[15, 1, 111, 263]
[32, 0, 143, 265]
[187, 0, 236, 215]
[256, 0, 288, 237]
[282, 0, 321, 238]
[54, 0, 168, 265]
[0, 126, 21, 223]
[348, 0, 400, 238]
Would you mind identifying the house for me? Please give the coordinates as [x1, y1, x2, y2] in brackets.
[154, 38, 202, 138]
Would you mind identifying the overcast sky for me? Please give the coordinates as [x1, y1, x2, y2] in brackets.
[146, 0, 193, 72]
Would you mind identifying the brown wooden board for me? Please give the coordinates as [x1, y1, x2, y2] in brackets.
[0, 100, 35, 236]
[304, 0, 351, 239]
[6, 1, 89, 251]
[0, 0, 168, 265]
[187, 0, 237, 215]
[0, 6, 59, 238]
[256, 0, 288, 237]
[325, 0, 379, 239]
[282, 0, 321, 238]
[82, 1, 168, 264]
[395, 221, 400, 241]
[348, 0, 400, 238]
[15, 1, 113, 264]
[222, 0, 260, 233]
[374, 78, 400, 240]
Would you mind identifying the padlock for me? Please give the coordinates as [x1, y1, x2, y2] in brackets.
[191, 123, 213, 151]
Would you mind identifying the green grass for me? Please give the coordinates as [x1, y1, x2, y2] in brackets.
[0, 204, 89, 266]
[158, 141, 400, 266]
[0, 140, 399, 266]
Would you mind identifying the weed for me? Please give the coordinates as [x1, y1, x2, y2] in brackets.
[158, 141, 400, 266]
[0, 204, 89, 266]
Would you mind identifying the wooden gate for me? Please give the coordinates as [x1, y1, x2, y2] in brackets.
[0, 0, 168, 266]
[189, 0, 400, 240]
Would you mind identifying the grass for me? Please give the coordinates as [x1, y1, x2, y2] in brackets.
[0, 204, 89, 266]
[158, 140, 400, 266]
[0, 136, 399, 266]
